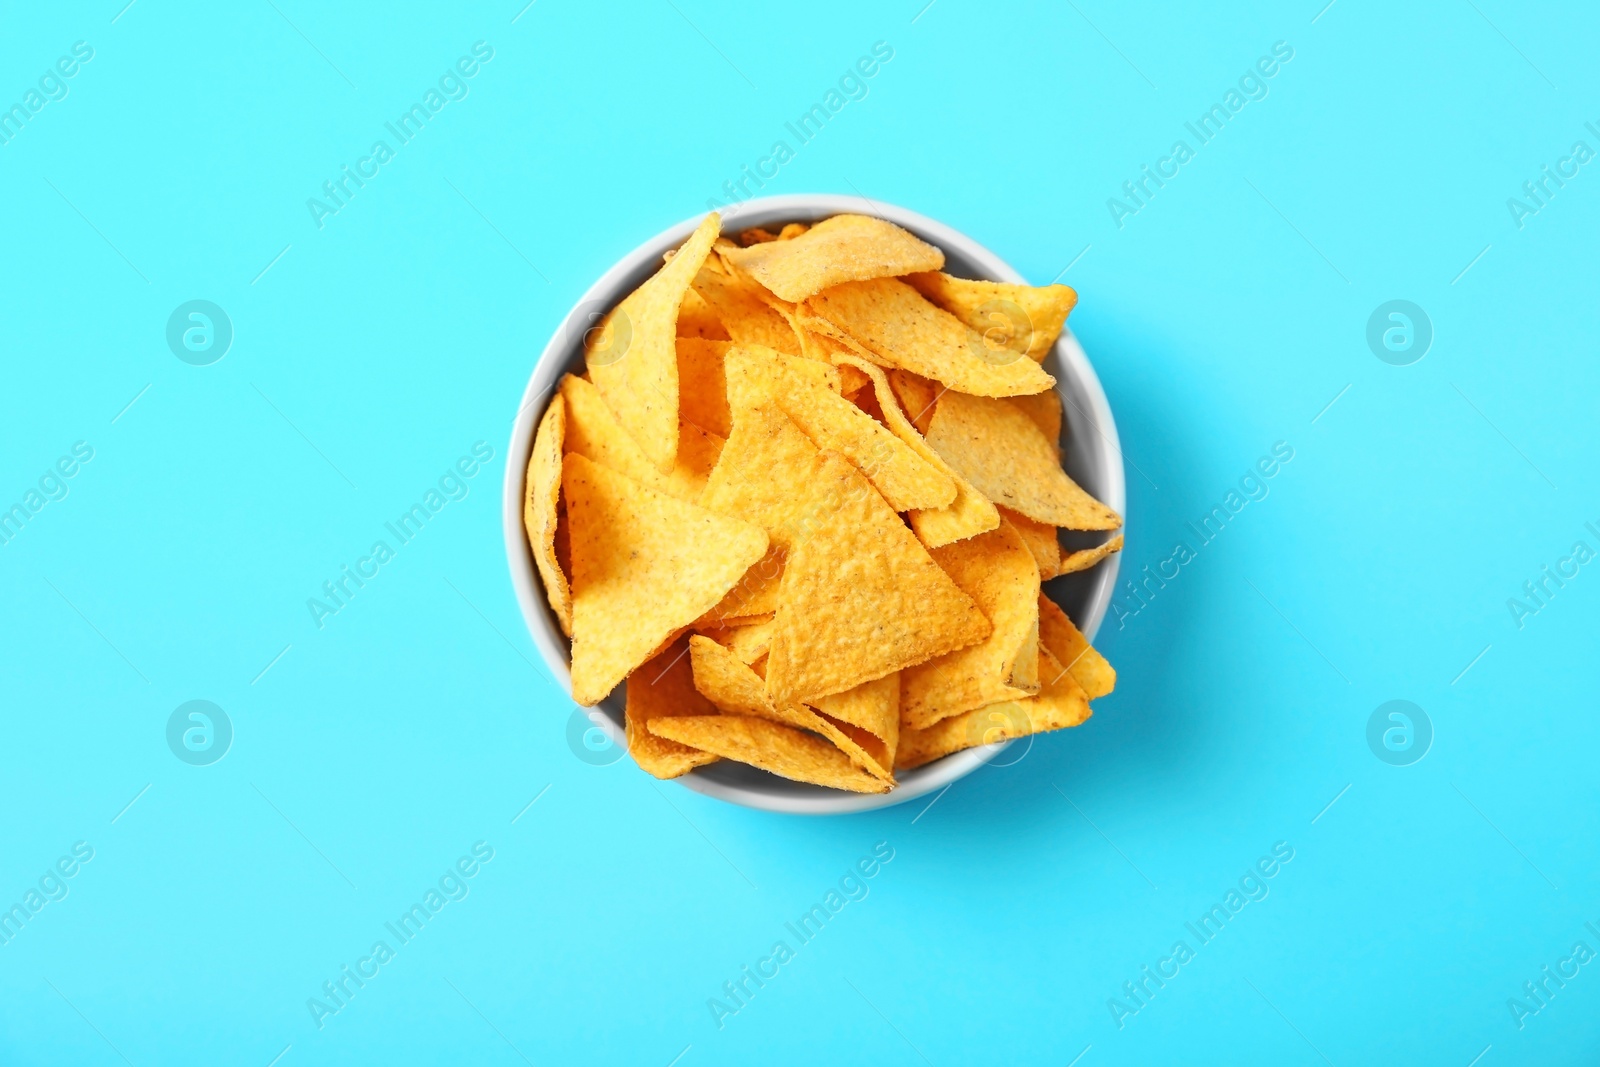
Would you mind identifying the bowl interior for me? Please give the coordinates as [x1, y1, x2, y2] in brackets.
[502, 194, 1125, 814]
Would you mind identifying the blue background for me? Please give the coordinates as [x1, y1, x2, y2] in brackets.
[2, 0, 1596, 1063]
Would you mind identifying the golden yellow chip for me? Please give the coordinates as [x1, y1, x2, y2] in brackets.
[832, 354, 999, 549]
[886, 368, 941, 435]
[1059, 534, 1124, 575]
[736, 227, 782, 246]
[563, 453, 769, 705]
[766, 450, 991, 706]
[689, 636, 894, 783]
[697, 547, 785, 625]
[723, 616, 775, 664]
[722, 214, 945, 302]
[811, 671, 899, 762]
[648, 714, 889, 793]
[896, 646, 1091, 770]
[804, 278, 1057, 397]
[925, 389, 1120, 530]
[1007, 390, 1062, 457]
[904, 272, 1077, 362]
[676, 338, 732, 437]
[560, 374, 723, 503]
[677, 287, 729, 340]
[625, 635, 721, 778]
[901, 521, 1042, 729]
[777, 222, 809, 240]
[524, 393, 572, 636]
[723, 346, 955, 512]
[1037, 594, 1115, 699]
[699, 403, 833, 553]
[691, 260, 802, 355]
[1001, 506, 1062, 580]
[587, 212, 720, 471]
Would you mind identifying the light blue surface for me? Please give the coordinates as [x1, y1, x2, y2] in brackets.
[2, 2, 1597, 1064]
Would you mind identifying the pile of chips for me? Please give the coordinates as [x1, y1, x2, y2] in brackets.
[523, 213, 1124, 793]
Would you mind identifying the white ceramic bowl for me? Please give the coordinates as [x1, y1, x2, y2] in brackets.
[502, 194, 1125, 815]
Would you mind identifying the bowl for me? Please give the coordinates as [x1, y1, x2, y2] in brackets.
[502, 193, 1125, 815]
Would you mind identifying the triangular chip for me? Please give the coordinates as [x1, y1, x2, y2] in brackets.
[648, 714, 889, 793]
[901, 521, 1042, 730]
[563, 453, 768, 705]
[524, 395, 572, 636]
[677, 338, 732, 437]
[925, 389, 1120, 530]
[1000, 506, 1062, 580]
[586, 212, 721, 471]
[691, 260, 801, 354]
[1007, 390, 1062, 458]
[560, 374, 723, 502]
[689, 636, 894, 783]
[1037, 594, 1116, 699]
[697, 546, 785, 624]
[896, 646, 1091, 771]
[811, 671, 899, 766]
[834, 354, 998, 549]
[1059, 534, 1124, 576]
[677, 287, 729, 340]
[765, 451, 990, 705]
[722, 215, 945, 302]
[804, 278, 1056, 397]
[625, 636, 721, 778]
[723, 347, 955, 512]
[904, 272, 1077, 362]
[886, 369, 941, 435]
[699, 403, 831, 554]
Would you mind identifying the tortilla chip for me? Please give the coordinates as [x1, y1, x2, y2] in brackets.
[805, 278, 1056, 397]
[563, 453, 768, 705]
[677, 287, 729, 340]
[833, 354, 999, 549]
[625, 636, 721, 778]
[648, 714, 889, 793]
[1001, 507, 1062, 580]
[724, 616, 775, 663]
[904, 272, 1077, 362]
[587, 213, 720, 471]
[924, 389, 1120, 530]
[736, 227, 782, 246]
[697, 547, 785, 625]
[689, 636, 895, 783]
[901, 521, 1042, 729]
[811, 671, 899, 763]
[723, 346, 955, 512]
[886, 369, 941, 435]
[766, 451, 990, 706]
[896, 647, 1091, 770]
[700, 403, 833, 553]
[1037, 594, 1115, 699]
[1007, 390, 1062, 458]
[722, 214, 945, 302]
[1058, 534, 1124, 575]
[560, 374, 723, 502]
[691, 260, 802, 355]
[524, 395, 572, 636]
[777, 222, 809, 240]
[677, 338, 732, 437]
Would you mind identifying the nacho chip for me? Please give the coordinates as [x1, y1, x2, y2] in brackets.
[699, 403, 834, 554]
[925, 389, 1120, 530]
[905, 272, 1077, 362]
[811, 671, 899, 763]
[896, 646, 1091, 770]
[691, 260, 802, 355]
[722, 347, 955, 512]
[1001, 507, 1062, 580]
[689, 636, 894, 783]
[524, 394, 572, 636]
[587, 212, 720, 471]
[1037, 594, 1115, 699]
[736, 227, 782, 246]
[805, 278, 1056, 397]
[722, 214, 944, 302]
[697, 545, 785, 624]
[563, 453, 768, 705]
[1058, 534, 1124, 576]
[560, 374, 723, 502]
[648, 714, 889, 793]
[886, 369, 941, 435]
[677, 287, 729, 340]
[901, 521, 1042, 729]
[625, 636, 721, 778]
[724, 616, 775, 664]
[676, 338, 732, 437]
[766, 451, 990, 706]
[1007, 389, 1062, 457]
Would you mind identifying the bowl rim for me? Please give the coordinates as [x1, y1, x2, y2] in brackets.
[501, 193, 1125, 815]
